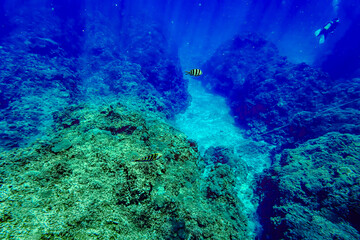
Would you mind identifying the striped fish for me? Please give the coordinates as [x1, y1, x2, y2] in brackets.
[185, 69, 203, 76]
[132, 153, 162, 162]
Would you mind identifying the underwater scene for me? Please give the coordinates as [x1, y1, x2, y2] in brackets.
[0, 0, 359, 239]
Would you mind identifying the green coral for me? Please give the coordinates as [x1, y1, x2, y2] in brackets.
[0, 102, 249, 239]
[51, 139, 72, 153]
[259, 132, 360, 240]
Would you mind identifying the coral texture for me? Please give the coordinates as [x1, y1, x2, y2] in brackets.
[0, 103, 249, 239]
[257, 132, 360, 240]
[201, 33, 360, 148]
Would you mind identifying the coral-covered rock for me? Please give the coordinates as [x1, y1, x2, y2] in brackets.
[119, 18, 190, 115]
[0, 102, 250, 239]
[0, 9, 190, 151]
[26, 37, 62, 57]
[51, 139, 72, 153]
[80, 14, 190, 118]
[202, 33, 285, 95]
[257, 132, 360, 240]
[0, 5, 84, 151]
[204, 164, 248, 236]
[204, 146, 234, 165]
[0, 42, 80, 150]
[202, 33, 360, 148]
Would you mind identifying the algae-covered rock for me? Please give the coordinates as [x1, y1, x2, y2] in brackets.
[201, 33, 360, 148]
[257, 132, 360, 240]
[0, 11, 80, 151]
[51, 139, 72, 153]
[0, 102, 250, 239]
[204, 147, 233, 165]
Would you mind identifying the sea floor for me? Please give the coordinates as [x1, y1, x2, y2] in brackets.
[174, 78, 275, 236]
[174, 79, 246, 154]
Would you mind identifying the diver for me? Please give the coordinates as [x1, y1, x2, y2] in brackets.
[314, 18, 340, 44]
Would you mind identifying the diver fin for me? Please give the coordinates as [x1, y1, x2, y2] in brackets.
[314, 29, 321, 37]
[319, 34, 325, 44]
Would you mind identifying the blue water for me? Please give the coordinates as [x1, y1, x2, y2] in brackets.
[1, 0, 360, 239]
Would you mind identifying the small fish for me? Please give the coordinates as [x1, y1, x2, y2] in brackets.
[185, 69, 203, 76]
[132, 153, 162, 162]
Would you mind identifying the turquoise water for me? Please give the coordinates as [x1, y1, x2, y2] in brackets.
[175, 77, 274, 236]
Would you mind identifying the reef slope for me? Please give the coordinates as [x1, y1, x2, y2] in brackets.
[0, 103, 249, 239]
[257, 132, 360, 239]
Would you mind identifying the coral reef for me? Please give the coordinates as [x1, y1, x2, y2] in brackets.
[204, 146, 249, 182]
[0, 102, 249, 239]
[120, 19, 190, 116]
[0, 37, 79, 150]
[0, 5, 85, 151]
[200, 33, 360, 239]
[1, 3, 358, 240]
[81, 13, 191, 117]
[0, 8, 190, 151]
[201, 33, 360, 148]
[204, 146, 235, 165]
[257, 132, 360, 240]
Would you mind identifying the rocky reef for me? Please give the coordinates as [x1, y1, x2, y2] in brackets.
[0, 5, 85, 151]
[1, 2, 359, 239]
[81, 13, 190, 117]
[0, 102, 250, 239]
[119, 18, 190, 116]
[0, 32, 80, 150]
[200, 33, 360, 239]
[0, 6, 190, 151]
[201, 33, 360, 148]
[257, 132, 360, 240]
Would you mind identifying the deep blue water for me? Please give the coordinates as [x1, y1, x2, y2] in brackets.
[0, 0, 360, 239]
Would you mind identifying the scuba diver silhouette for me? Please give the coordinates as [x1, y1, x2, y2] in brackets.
[314, 18, 340, 44]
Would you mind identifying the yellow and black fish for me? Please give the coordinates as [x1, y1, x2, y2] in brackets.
[185, 69, 203, 76]
[132, 153, 162, 162]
